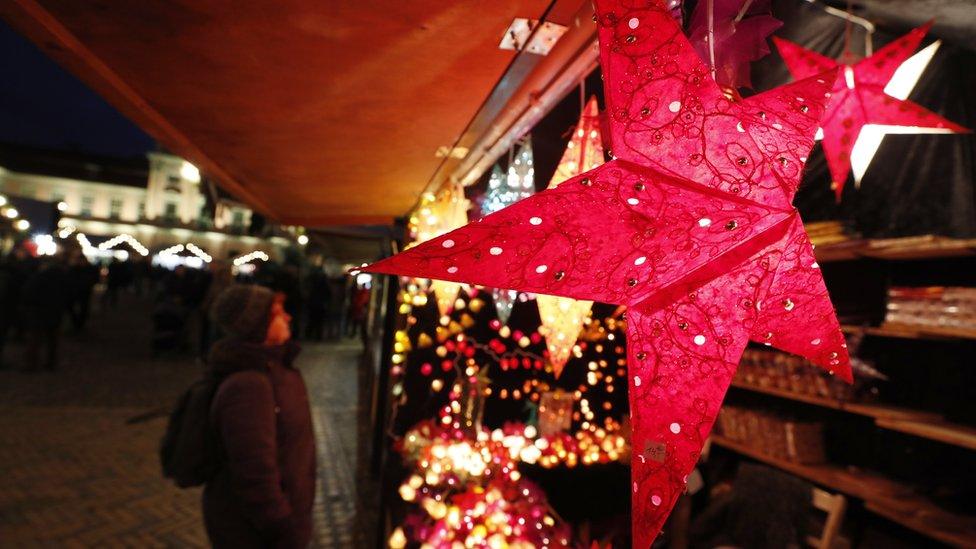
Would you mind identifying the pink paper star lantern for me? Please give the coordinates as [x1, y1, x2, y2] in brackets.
[774, 23, 968, 199]
[366, 1, 851, 545]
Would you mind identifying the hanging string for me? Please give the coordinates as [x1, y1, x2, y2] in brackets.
[733, 0, 755, 23]
[706, 0, 717, 80]
[578, 80, 588, 170]
[579, 78, 586, 116]
[802, 0, 875, 58]
[842, 0, 854, 61]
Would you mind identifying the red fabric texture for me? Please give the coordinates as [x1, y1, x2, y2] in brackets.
[365, 1, 853, 545]
[774, 23, 969, 199]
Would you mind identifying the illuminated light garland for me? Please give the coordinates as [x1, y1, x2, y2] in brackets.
[535, 97, 604, 378]
[232, 250, 270, 266]
[184, 242, 212, 263]
[97, 234, 150, 256]
[158, 244, 185, 256]
[158, 243, 214, 265]
[76, 233, 97, 255]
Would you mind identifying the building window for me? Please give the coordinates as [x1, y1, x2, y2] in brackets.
[231, 210, 245, 230]
[51, 191, 65, 203]
[109, 198, 123, 219]
[81, 196, 94, 217]
[164, 202, 178, 223]
[165, 175, 181, 193]
[197, 204, 213, 229]
[138, 202, 146, 219]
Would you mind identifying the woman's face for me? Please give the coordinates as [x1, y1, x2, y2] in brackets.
[265, 294, 292, 345]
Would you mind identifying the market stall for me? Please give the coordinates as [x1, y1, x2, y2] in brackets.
[360, 1, 976, 547]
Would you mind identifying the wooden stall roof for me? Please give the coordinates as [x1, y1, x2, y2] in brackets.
[0, 0, 554, 225]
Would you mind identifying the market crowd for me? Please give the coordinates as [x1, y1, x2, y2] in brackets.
[0, 239, 370, 371]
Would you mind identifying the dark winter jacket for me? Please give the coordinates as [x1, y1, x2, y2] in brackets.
[203, 337, 316, 549]
[21, 260, 69, 329]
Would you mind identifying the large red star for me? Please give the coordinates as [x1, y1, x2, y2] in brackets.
[775, 23, 968, 199]
[365, 1, 851, 545]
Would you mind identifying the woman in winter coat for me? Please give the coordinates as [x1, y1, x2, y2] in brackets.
[205, 284, 316, 549]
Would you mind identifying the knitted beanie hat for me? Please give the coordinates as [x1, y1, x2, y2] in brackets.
[211, 284, 275, 340]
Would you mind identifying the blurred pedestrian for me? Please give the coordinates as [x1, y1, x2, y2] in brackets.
[21, 253, 69, 371]
[67, 250, 99, 332]
[0, 244, 35, 369]
[103, 258, 125, 308]
[276, 265, 303, 341]
[325, 275, 345, 340]
[203, 284, 316, 548]
[303, 267, 330, 341]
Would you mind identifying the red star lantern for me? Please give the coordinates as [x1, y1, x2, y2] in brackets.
[774, 23, 969, 199]
[366, 1, 851, 545]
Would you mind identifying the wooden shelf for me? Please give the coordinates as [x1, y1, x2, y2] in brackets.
[842, 323, 976, 341]
[814, 238, 976, 264]
[727, 382, 976, 452]
[814, 243, 864, 263]
[710, 436, 976, 547]
[729, 381, 942, 423]
[876, 418, 976, 452]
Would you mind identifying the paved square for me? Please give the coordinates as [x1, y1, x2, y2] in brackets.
[0, 294, 362, 548]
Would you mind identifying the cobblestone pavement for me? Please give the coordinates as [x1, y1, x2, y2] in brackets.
[0, 293, 362, 548]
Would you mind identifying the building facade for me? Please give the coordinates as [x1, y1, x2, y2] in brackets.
[0, 146, 294, 263]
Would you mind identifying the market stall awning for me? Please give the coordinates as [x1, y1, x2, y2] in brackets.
[0, 0, 553, 225]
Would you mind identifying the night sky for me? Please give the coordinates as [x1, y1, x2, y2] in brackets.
[0, 20, 153, 159]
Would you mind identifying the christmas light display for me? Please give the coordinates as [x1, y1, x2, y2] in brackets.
[774, 23, 968, 198]
[157, 243, 212, 263]
[535, 97, 604, 378]
[97, 234, 150, 256]
[366, 1, 853, 544]
[232, 250, 270, 266]
[393, 419, 571, 548]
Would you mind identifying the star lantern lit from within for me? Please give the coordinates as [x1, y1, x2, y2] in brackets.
[409, 186, 470, 317]
[482, 143, 537, 325]
[536, 96, 605, 378]
[774, 22, 969, 200]
[365, 1, 852, 546]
